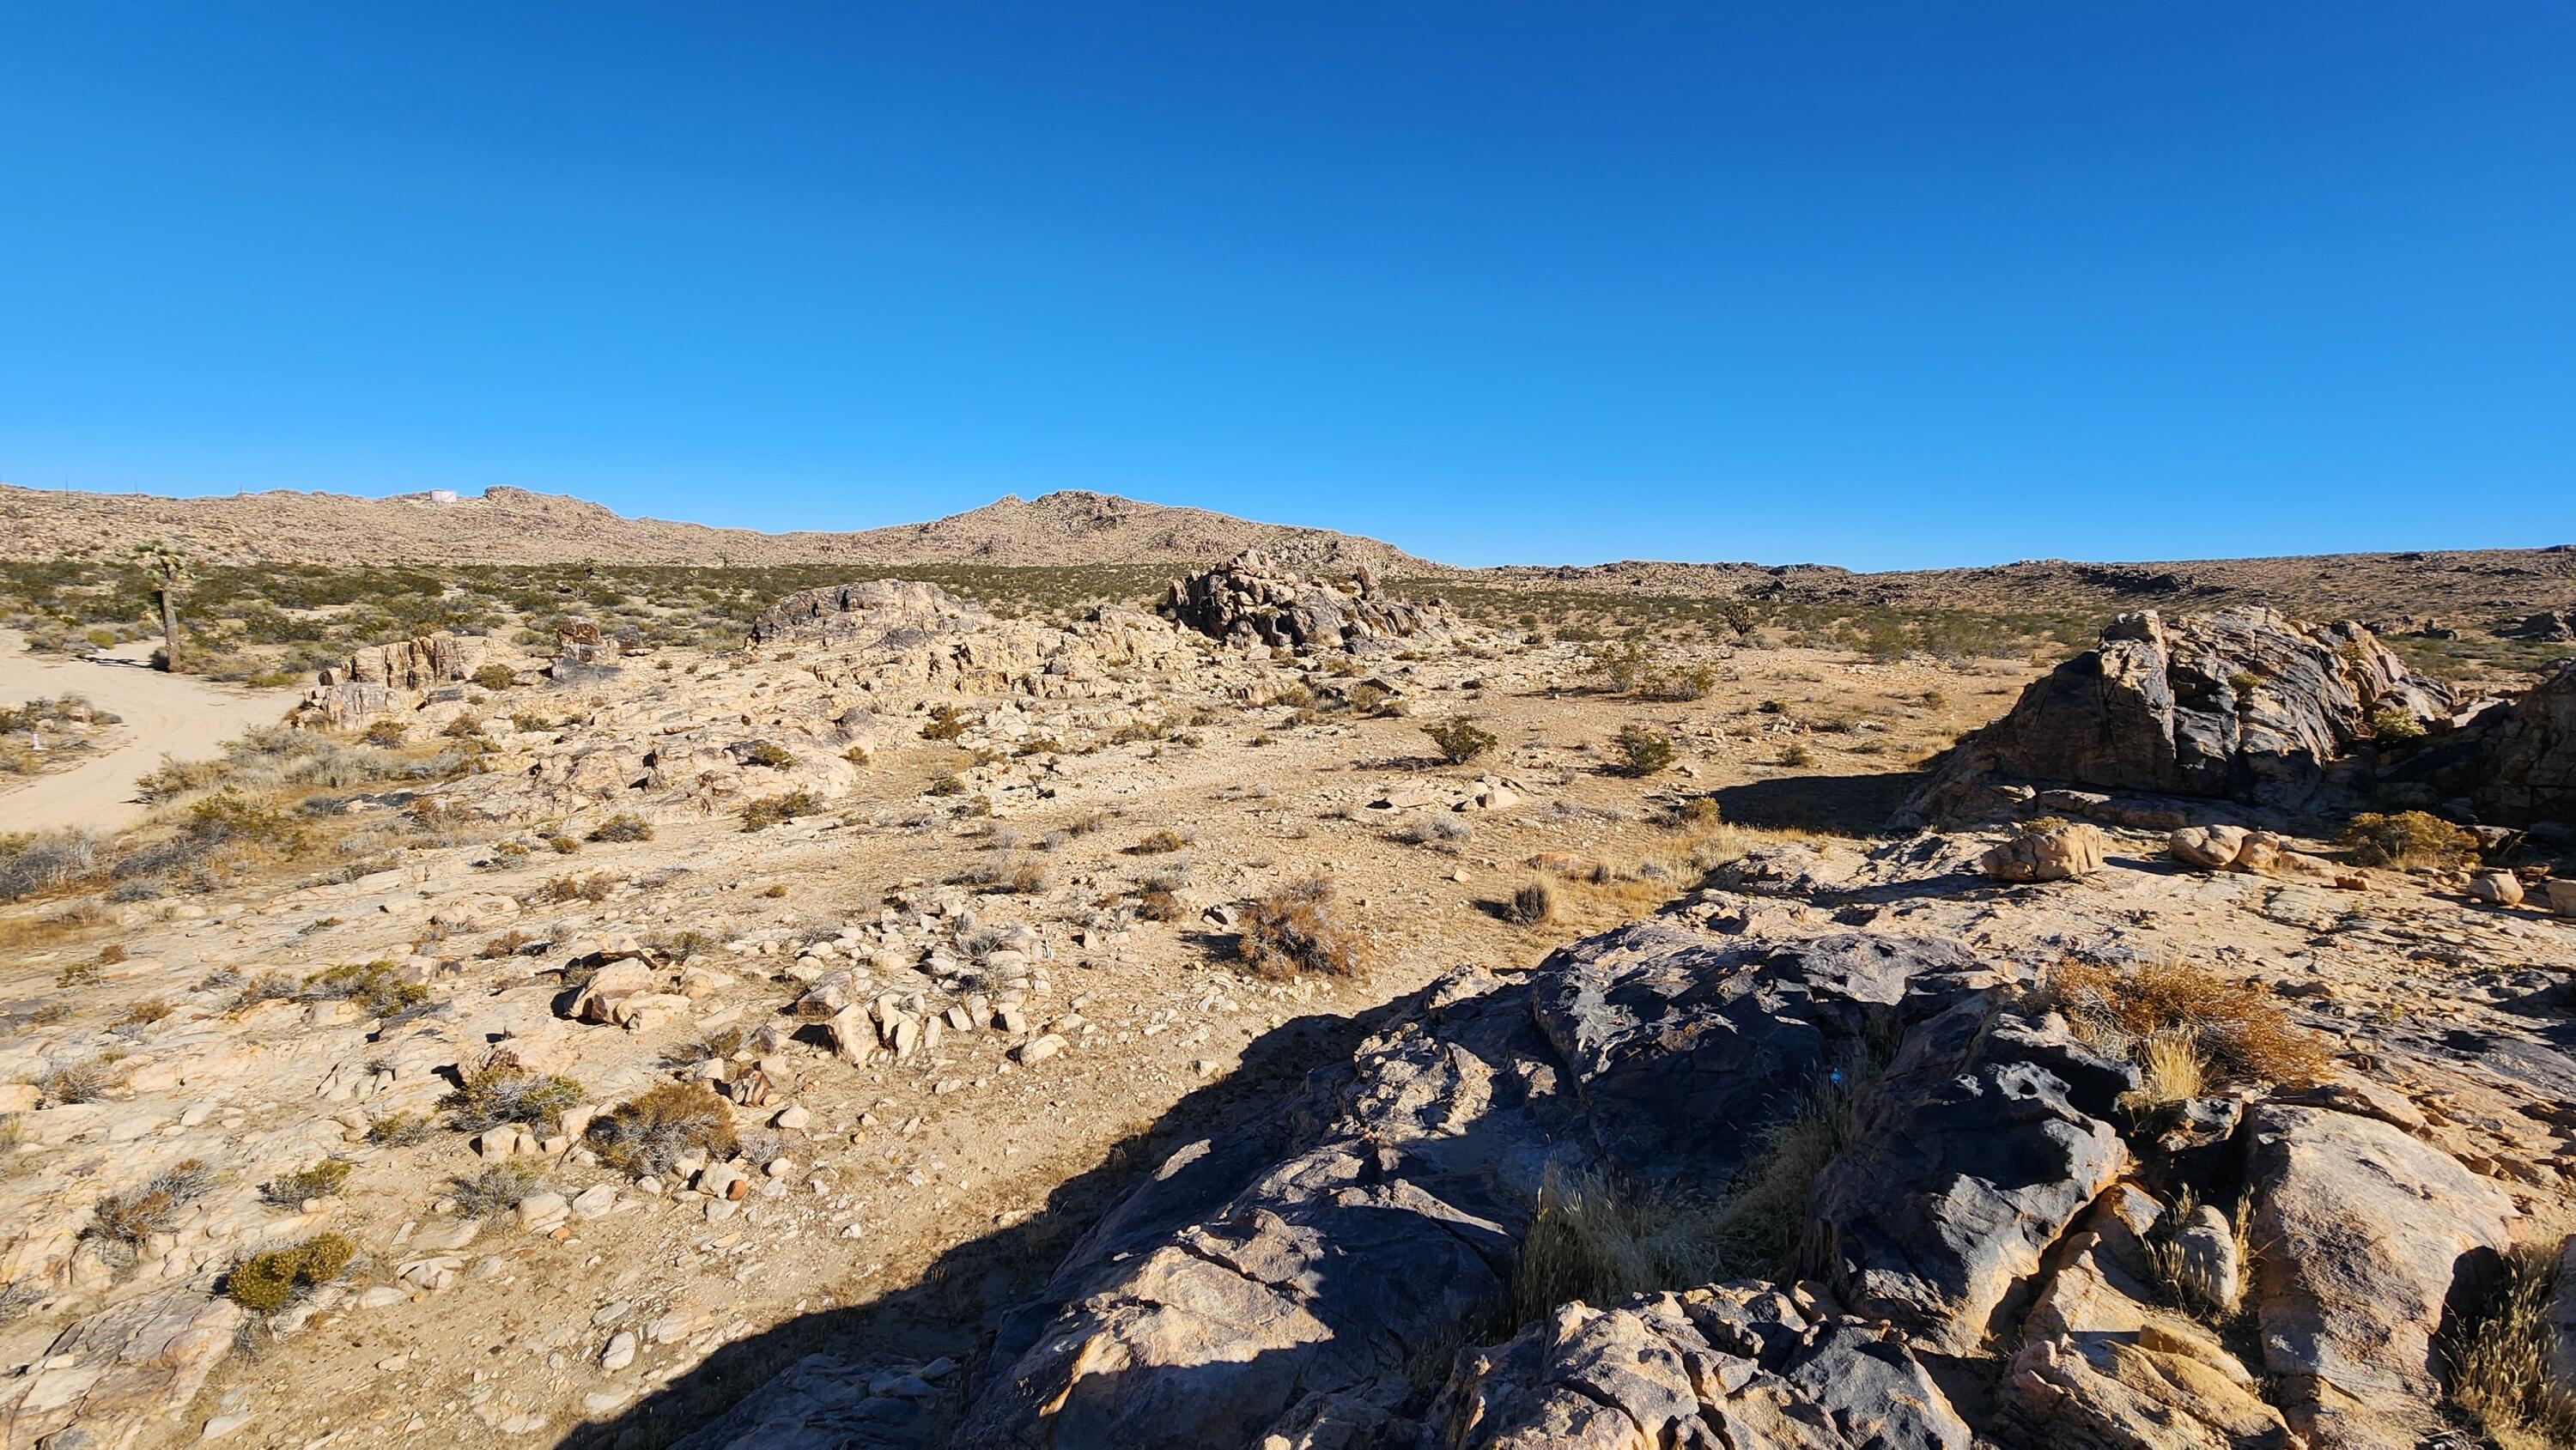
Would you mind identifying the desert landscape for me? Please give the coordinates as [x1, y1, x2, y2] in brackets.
[0, 488, 2573, 1450]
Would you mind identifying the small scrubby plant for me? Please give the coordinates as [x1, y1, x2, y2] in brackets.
[585, 1082, 738, 1178]
[2369, 705, 2428, 745]
[739, 740, 795, 768]
[587, 813, 654, 843]
[1504, 881, 1553, 926]
[223, 1234, 355, 1313]
[2338, 810, 2479, 869]
[452, 1160, 549, 1217]
[301, 961, 430, 1019]
[1237, 877, 1365, 979]
[260, 1159, 352, 1207]
[470, 664, 517, 691]
[1423, 716, 1498, 765]
[440, 1062, 585, 1133]
[84, 1158, 216, 1260]
[1609, 725, 1676, 778]
[742, 792, 823, 831]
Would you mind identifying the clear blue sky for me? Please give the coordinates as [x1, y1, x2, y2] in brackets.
[3, 5, 2571, 570]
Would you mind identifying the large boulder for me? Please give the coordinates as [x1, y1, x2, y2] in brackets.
[2246, 1103, 2517, 1449]
[2475, 658, 2576, 827]
[1904, 608, 2451, 822]
[746, 579, 987, 647]
[319, 631, 487, 689]
[1163, 549, 1453, 652]
[0, 1289, 244, 1450]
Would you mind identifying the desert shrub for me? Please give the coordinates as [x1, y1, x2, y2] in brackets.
[2448, 1232, 2576, 1448]
[111, 997, 173, 1031]
[920, 705, 971, 742]
[587, 813, 654, 843]
[739, 740, 795, 768]
[1504, 881, 1553, 926]
[1394, 814, 1471, 848]
[586, 1082, 738, 1178]
[478, 928, 537, 959]
[56, 959, 104, 988]
[452, 1160, 549, 1216]
[1640, 664, 1716, 701]
[1779, 742, 1816, 768]
[533, 871, 621, 903]
[742, 792, 822, 830]
[368, 1112, 434, 1147]
[957, 858, 1048, 895]
[2339, 810, 2479, 868]
[1588, 639, 1649, 693]
[222, 1234, 355, 1313]
[2048, 957, 2327, 1088]
[39, 1061, 111, 1105]
[543, 832, 582, 854]
[184, 789, 308, 854]
[2369, 705, 2427, 745]
[229, 972, 299, 1009]
[441, 714, 485, 738]
[360, 719, 409, 747]
[440, 1062, 585, 1133]
[1236, 877, 1365, 979]
[1608, 725, 1676, 778]
[1138, 884, 1187, 921]
[0, 829, 106, 901]
[1345, 682, 1392, 715]
[1130, 828, 1190, 855]
[84, 1158, 216, 1257]
[301, 961, 429, 1018]
[1423, 716, 1498, 765]
[470, 664, 517, 691]
[260, 1159, 352, 1207]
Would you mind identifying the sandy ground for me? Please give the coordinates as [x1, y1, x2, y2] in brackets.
[0, 633, 301, 833]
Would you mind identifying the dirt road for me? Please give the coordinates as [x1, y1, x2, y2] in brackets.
[0, 633, 300, 833]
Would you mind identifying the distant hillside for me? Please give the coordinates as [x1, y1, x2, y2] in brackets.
[0, 485, 1439, 573]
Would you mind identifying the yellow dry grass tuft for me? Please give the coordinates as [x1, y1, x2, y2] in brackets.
[2447, 1227, 2576, 1450]
[2049, 956, 2328, 1089]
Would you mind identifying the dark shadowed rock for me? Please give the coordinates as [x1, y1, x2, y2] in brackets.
[2475, 658, 2576, 827]
[1162, 549, 1454, 652]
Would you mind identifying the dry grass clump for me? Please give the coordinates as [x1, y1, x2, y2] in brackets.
[533, 871, 622, 903]
[452, 1160, 550, 1216]
[84, 1158, 216, 1260]
[1393, 814, 1472, 848]
[738, 740, 796, 768]
[1136, 883, 1187, 922]
[920, 705, 972, 742]
[956, 858, 1049, 895]
[259, 1159, 352, 1208]
[586, 1082, 738, 1178]
[2048, 957, 2328, 1089]
[1129, 828, 1191, 855]
[39, 1060, 111, 1105]
[1236, 876, 1366, 979]
[2447, 1231, 2576, 1450]
[1503, 881, 1553, 926]
[586, 812, 654, 843]
[440, 1062, 585, 1133]
[0, 828, 106, 902]
[223, 1234, 355, 1313]
[367, 1112, 434, 1147]
[742, 791, 823, 831]
[1508, 1165, 1724, 1329]
[2339, 810, 2481, 869]
[2139, 1186, 2254, 1322]
[1423, 715, 1498, 765]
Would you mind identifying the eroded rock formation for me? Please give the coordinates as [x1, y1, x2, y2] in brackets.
[1162, 550, 1454, 652]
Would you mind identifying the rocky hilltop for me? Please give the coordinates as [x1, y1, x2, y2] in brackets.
[0, 485, 1435, 573]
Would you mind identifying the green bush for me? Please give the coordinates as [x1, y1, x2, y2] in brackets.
[2369, 706, 2428, 745]
[1608, 725, 1676, 778]
[260, 1159, 352, 1207]
[586, 1082, 738, 1177]
[1423, 716, 1498, 765]
[223, 1234, 355, 1313]
[470, 664, 517, 691]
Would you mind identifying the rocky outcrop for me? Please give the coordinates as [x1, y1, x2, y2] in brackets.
[319, 631, 487, 690]
[2474, 658, 2576, 827]
[748, 579, 989, 648]
[1163, 550, 1454, 652]
[1904, 608, 2451, 823]
[0, 1288, 243, 1449]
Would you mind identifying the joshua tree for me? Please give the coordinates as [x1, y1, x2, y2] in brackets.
[131, 540, 187, 672]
